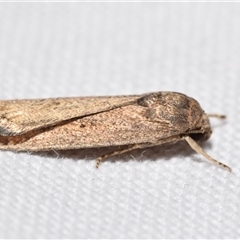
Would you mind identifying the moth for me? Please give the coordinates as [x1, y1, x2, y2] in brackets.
[0, 92, 231, 171]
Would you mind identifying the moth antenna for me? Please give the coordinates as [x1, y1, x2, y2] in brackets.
[207, 114, 226, 119]
[184, 136, 231, 172]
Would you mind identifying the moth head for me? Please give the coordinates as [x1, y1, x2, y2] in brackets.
[138, 92, 213, 141]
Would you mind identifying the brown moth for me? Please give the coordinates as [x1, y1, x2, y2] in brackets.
[0, 92, 231, 171]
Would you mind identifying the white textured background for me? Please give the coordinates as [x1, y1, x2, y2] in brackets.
[0, 3, 240, 239]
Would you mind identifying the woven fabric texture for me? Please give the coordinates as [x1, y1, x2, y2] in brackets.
[0, 3, 240, 238]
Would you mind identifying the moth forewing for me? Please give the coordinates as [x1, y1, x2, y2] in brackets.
[0, 92, 231, 171]
[0, 95, 139, 136]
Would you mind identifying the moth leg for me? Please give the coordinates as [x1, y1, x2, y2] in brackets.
[96, 143, 151, 168]
[184, 136, 231, 172]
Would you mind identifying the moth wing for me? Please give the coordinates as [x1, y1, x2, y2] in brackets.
[0, 95, 140, 136]
[0, 104, 187, 151]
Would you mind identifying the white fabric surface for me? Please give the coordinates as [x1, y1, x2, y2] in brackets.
[0, 3, 240, 239]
